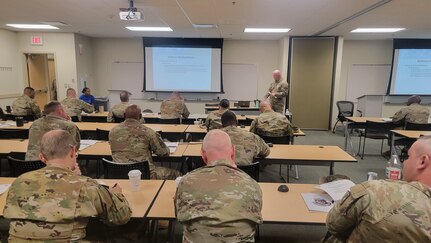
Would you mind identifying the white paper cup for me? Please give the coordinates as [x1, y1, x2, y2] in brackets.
[99, 106, 104, 112]
[194, 120, 199, 125]
[128, 170, 142, 191]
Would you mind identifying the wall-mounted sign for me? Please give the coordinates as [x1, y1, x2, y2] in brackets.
[31, 36, 43, 45]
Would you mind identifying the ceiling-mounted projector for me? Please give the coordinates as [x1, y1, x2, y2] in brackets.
[119, 0, 142, 20]
[119, 11, 142, 20]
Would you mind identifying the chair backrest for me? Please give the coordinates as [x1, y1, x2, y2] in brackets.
[102, 158, 150, 179]
[70, 116, 79, 122]
[8, 153, 46, 177]
[0, 108, 4, 120]
[238, 162, 260, 181]
[259, 135, 291, 144]
[0, 129, 29, 139]
[365, 120, 393, 135]
[14, 115, 35, 122]
[142, 109, 153, 113]
[96, 128, 110, 141]
[158, 118, 180, 124]
[336, 101, 354, 120]
[405, 122, 431, 131]
[113, 116, 125, 123]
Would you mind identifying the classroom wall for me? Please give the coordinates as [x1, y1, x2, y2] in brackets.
[91, 38, 280, 113]
[0, 29, 21, 109]
[16, 32, 78, 101]
[74, 34, 94, 95]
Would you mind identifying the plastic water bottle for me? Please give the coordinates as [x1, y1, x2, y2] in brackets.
[386, 154, 402, 180]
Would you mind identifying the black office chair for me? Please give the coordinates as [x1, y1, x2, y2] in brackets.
[332, 101, 354, 133]
[359, 121, 393, 159]
[102, 158, 150, 179]
[259, 134, 296, 182]
[70, 116, 79, 122]
[0, 129, 29, 139]
[405, 122, 431, 131]
[238, 162, 260, 181]
[13, 115, 35, 122]
[0, 108, 5, 121]
[96, 128, 110, 141]
[113, 116, 125, 123]
[158, 118, 181, 124]
[8, 152, 46, 177]
[142, 109, 153, 113]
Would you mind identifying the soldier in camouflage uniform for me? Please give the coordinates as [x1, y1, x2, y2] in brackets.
[175, 130, 262, 242]
[160, 92, 190, 119]
[264, 69, 288, 114]
[392, 95, 430, 126]
[61, 88, 94, 121]
[221, 110, 270, 165]
[324, 136, 431, 242]
[12, 87, 42, 118]
[26, 101, 80, 161]
[250, 100, 293, 137]
[109, 105, 181, 179]
[4, 130, 131, 242]
[205, 99, 230, 131]
[107, 90, 132, 122]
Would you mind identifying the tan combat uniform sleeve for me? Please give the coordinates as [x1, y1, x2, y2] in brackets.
[79, 181, 132, 226]
[325, 184, 368, 242]
[80, 100, 94, 114]
[274, 82, 288, 98]
[255, 135, 270, 158]
[107, 109, 114, 123]
[30, 100, 42, 118]
[249, 119, 258, 134]
[149, 131, 170, 157]
[392, 108, 407, 124]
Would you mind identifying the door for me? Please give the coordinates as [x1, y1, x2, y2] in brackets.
[26, 54, 57, 108]
[288, 37, 336, 129]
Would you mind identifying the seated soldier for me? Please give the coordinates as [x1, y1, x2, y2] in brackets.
[61, 88, 94, 121]
[12, 87, 42, 118]
[205, 99, 230, 131]
[160, 92, 190, 120]
[249, 100, 293, 137]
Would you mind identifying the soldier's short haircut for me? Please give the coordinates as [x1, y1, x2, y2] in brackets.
[221, 110, 237, 127]
[82, 87, 90, 93]
[120, 91, 130, 102]
[44, 101, 62, 115]
[40, 130, 76, 160]
[407, 95, 421, 105]
[220, 99, 230, 108]
[124, 104, 141, 120]
[66, 88, 75, 95]
[24, 87, 35, 94]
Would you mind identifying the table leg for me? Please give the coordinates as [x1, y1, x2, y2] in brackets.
[343, 121, 357, 156]
[390, 132, 395, 156]
[330, 162, 334, 175]
[168, 219, 176, 243]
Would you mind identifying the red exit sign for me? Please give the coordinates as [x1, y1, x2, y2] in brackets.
[31, 36, 43, 45]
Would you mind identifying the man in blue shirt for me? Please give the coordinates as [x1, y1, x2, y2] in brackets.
[79, 87, 95, 105]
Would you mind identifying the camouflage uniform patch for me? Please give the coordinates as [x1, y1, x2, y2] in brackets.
[205, 108, 229, 131]
[107, 103, 129, 122]
[325, 180, 431, 242]
[3, 166, 131, 242]
[160, 99, 190, 119]
[12, 95, 42, 118]
[249, 110, 293, 137]
[222, 126, 270, 165]
[392, 103, 430, 125]
[61, 97, 94, 121]
[175, 159, 262, 242]
[25, 115, 81, 161]
[266, 81, 288, 113]
[109, 118, 181, 179]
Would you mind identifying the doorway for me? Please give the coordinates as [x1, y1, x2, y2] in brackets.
[25, 53, 57, 109]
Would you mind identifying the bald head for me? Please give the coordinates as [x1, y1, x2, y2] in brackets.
[403, 136, 431, 186]
[272, 70, 282, 82]
[120, 91, 131, 102]
[259, 100, 272, 113]
[124, 104, 141, 120]
[171, 92, 182, 100]
[66, 88, 77, 98]
[201, 129, 235, 166]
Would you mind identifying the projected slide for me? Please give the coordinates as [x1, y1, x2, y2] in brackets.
[390, 49, 431, 94]
[145, 47, 222, 92]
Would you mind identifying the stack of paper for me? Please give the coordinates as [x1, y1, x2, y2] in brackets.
[0, 121, 16, 127]
[165, 142, 179, 153]
[79, 140, 99, 151]
[315, 179, 355, 201]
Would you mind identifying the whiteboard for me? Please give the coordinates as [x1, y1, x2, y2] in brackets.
[109, 62, 258, 100]
[219, 63, 258, 100]
[346, 64, 391, 101]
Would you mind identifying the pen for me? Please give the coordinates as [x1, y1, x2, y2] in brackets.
[113, 183, 118, 188]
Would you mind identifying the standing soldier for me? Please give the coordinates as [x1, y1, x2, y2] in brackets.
[264, 69, 288, 114]
[61, 88, 94, 121]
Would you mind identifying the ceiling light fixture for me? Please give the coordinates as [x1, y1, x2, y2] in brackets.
[126, 26, 172, 31]
[193, 24, 217, 29]
[6, 24, 59, 29]
[244, 28, 290, 33]
[351, 28, 405, 33]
